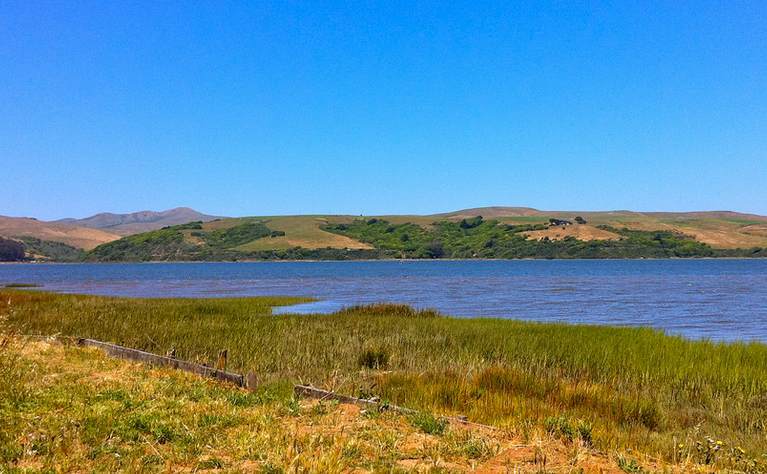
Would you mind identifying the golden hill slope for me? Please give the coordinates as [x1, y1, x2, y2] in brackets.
[0, 216, 121, 250]
[101, 208, 767, 253]
[231, 216, 373, 251]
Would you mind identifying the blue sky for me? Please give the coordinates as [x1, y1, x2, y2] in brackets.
[1, 1, 766, 219]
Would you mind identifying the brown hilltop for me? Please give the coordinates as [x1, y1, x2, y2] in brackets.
[0, 215, 120, 250]
[55, 207, 221, 236]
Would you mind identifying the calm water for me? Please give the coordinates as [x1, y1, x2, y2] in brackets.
[1, 260, 766, 342]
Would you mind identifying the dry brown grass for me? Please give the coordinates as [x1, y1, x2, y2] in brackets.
[0, 216, 120, 250]
[524, 224, 621, 242]
[235, 216, 373, 251]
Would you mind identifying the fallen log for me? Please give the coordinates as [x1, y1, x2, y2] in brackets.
[78, 338, 245, 387]
[293, 384, 414, 414]
[294, 384, 502, 430]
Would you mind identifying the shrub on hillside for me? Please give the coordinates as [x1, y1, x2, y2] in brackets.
[0, 238, 25, 262]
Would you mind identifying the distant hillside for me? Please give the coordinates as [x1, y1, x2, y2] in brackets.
[55, 207, 221, 236]
[6, 206, 767, 261]
[439, 207, 767, 249]
[15, 236, 84, 262]
[85, 210, 767, 262]
[86, 217, 377, 262]
[0, 215, 120, 250]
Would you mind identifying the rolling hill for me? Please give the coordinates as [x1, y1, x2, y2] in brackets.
[0, 208, 218, 261]
[0, 215, 120, 250]
[55, 207, 221, 236]
[84, 208, 767, 262]
[439, 207, 767, 249]
[5, 207, 767, 261]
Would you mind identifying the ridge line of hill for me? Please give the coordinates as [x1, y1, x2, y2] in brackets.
[3, 207, 767, 261]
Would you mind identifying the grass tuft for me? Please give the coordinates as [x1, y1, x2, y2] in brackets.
[338, 303, 441, 318]
[358, 347, 390, 369]
[409, 412, 449, 435]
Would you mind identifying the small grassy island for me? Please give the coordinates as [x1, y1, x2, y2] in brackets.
[2, 290, 766, 471]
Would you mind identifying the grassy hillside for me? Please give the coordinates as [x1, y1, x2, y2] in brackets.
[6, 207, 767, 259]
[3, 290, 766, 471]
[16, 236, 84, 262]
[55, 207, 221, 236]
[86, 214, 766, 261]
[0, 236, 85, 262]
[85, 218, 382, 261]
[234, 216, 372, 251]
[443, 207, 767, 249]
[326, 218, 766, 258]
[0, 215, 120, 250]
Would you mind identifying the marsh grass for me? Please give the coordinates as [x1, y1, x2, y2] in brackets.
[0, 313, 27, 463]
[2, 290, 766, 470]
[2, 338, 528, 472]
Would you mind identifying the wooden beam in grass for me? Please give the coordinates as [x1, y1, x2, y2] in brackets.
[78, 338, 245, 387]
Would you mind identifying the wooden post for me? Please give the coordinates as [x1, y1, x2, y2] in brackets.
[245, 371, 258, 391]
[216, 349, 228, 371]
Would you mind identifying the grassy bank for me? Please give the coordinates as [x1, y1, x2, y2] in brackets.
[4, 338, 568, 472]
[3, 290, 767, 471]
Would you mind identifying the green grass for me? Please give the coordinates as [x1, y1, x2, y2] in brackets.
[3, 290, 767, 470]
[1, 335, 521, 472]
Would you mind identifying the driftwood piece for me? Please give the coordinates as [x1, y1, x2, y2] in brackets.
[293, 384, 415, 415]
[293, 385, 499, 430]
[78, 338, 244, 387]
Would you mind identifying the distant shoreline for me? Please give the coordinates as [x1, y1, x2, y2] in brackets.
[3, 256, 767, 265]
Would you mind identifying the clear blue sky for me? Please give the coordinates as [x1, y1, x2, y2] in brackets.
[2, 1, 766, 219]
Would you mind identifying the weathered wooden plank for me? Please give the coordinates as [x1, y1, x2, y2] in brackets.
[78, 338, 244, 387]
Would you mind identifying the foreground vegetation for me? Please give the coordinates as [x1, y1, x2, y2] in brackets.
[3, 290, 766, 471]
[4, 337, 572, 472]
